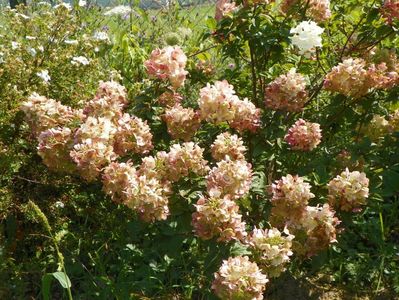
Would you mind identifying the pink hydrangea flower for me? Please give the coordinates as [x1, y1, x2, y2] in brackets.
[145, 46, 188, 89]
[215, 0, 237, 21]
[192, 195, 247, 242]
[382, 0, 399, 24]
[230, 97, 261, 133]
[212, 256, 268, 300]
[113, 113, 153, 156]
[264, 69, 308, 112]
[157, 90, 183, 107]
[163, 104, 201, 141]
[285, 119, 322, 151]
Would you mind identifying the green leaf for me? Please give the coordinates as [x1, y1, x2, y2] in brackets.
[52, 271, 72, 289]
[41, 273, 54, 300]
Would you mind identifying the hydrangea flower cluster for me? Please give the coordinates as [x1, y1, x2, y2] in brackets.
[247, 227, 294, 278]
[382, 0, 399, 24]
[211, 132, 247, 161]
[389, 109, 399, 132]
[157, 90, 183, 107]
[270, 174, 315, 226]
[162, 104, 201, 141]
[324, 58, 399, 97]
[198, 80, 261, 132]
[290, 21, 324, 56]
[294, 204, 340, 257]
[281, 0, 331, 22]
[207, 157, 252, 199]
[102, 162, 171, 222]
[144, 46, 188, 89]
[37, 127, 76, 173]
[212, 256, 268, 300]
[327, 168, 369, 212]
[21, 81, 153, 182]
[192, 195, 247, 242]
[264, 69, 308, 112]
[363, 115, 390, 141]
[215, 0, 237, 21]
[139, 142, 209, 183]
[113, 113, 153, 156]
[284, 119, 322, 151]
[21, 93, 83, 136]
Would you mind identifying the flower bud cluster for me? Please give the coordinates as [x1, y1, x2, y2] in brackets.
[198, 80, 261, 132]
[163, 104, 201, 141]
[207, 157, 252, 199]
[246, 227, 294, 278]
[327, 168, 369, 212]
[212, 256, 268, 300]
[264, 69, 308, 112]
[144, 46, 188, 89]
[284, 119, 322, 151]
[192, 195, 247, 242]
[211, 132, 246, 161]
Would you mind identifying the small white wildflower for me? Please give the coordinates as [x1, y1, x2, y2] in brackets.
[104, 5, 131, 16]
[15, 13, 30, 20]
[93, 31, 109, 42]
[290, 20, 324, 56]
[54, 201, 65, 208]
[54, 2, 72, 10]
[64, 39, 79, 45]
[26, 36, 36, 40]
[28, 47, 37, 57]
[36, 70, 51, 83]
[79, 0, 86, 6]
[38, 45, 44, 52]
[71, 56, 90, 65]
[11, 41, 20, 50]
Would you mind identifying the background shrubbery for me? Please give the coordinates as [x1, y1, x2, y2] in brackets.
[0, 0, 399, 299]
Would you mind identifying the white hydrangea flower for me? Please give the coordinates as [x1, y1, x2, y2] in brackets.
[71, 56, 90, 65]
[290, 21, 324, 56]
[36, 70, 51, 83]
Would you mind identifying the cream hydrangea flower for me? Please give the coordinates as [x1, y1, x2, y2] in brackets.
[212, 256, 268, 300]
[211, 132, 247, 161]
[207, 157, 252, 199]
[327, 168, 369, 212]
[290, 21, 324, 56]
[192, 195, 247, 242]
[163, 104, 201, 141]
[247, 227, 294, 277]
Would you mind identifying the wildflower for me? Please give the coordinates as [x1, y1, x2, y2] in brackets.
[54, 2, 72, 10]
[192, 195, 247, 242]
[211, 132, 246, 161]
[93, 31, 110, 42]
[27, 47, 37, 57]
[285, 119, 322, 151]
[162, 104, 201, 141]
[65, 39, 79, 45]
[212, 256, 268, 300]
[290, 21, 324, 56]
[104, 5, 132, 16]
[79, 0, 86, 6]
[264, 69, 308, 112]
[327, 168, 369, 212]
[36, 70, 51, 83]
[11, 41, 20, 50]
[71, 56, 90, 65]
[207, 157, 252, 199]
